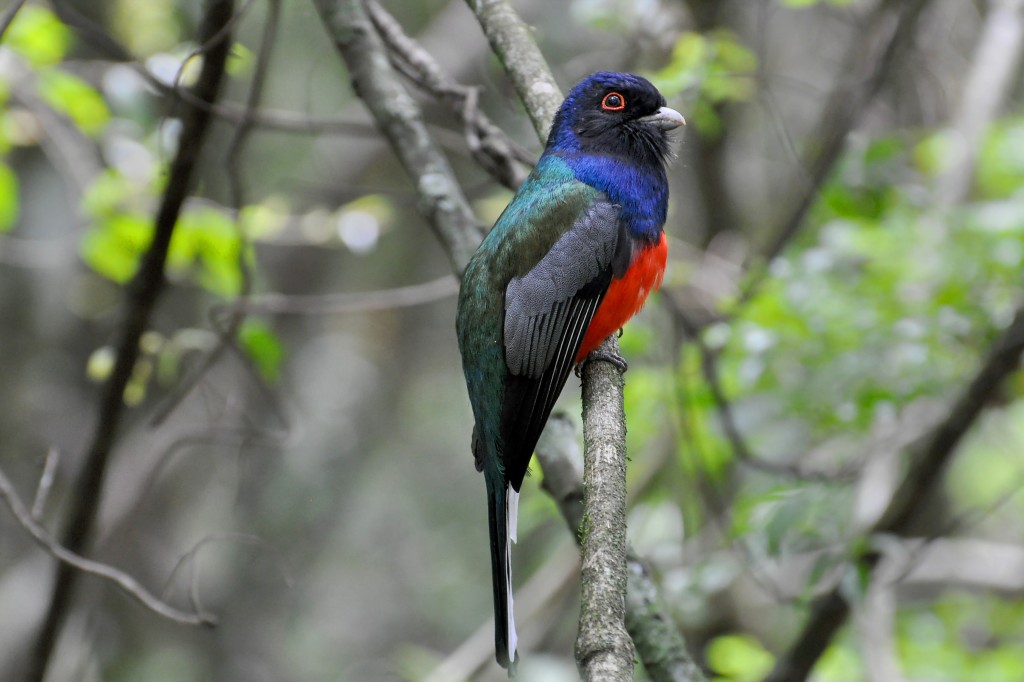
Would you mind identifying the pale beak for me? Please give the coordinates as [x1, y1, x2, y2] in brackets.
[637, 106, 686, 130]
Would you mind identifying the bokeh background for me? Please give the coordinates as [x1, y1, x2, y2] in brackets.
[2, 0, 1024, 680]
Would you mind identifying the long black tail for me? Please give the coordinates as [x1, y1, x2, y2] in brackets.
[485, 469, 520, 675]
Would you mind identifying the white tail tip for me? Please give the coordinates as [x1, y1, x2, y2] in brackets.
[506, 486, 520, 661]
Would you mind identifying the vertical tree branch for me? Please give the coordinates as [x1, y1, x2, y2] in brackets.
[537, 413, 709, 682]
[576, 346, 635, 680]
[27, 2, 234, 679]
[311, 0, 482, 274]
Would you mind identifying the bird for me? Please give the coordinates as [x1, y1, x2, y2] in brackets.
[455, 71, 684, 674]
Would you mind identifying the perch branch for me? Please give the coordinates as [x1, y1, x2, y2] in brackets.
[576, 344, 635, 680]
[536, 413, 709, 682]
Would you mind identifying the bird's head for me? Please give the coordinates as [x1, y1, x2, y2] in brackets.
[547, 72, 685, 167]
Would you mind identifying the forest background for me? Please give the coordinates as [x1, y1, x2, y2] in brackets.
[2, 0, 1024, 680]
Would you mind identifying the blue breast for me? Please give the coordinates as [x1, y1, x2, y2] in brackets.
[557, 152, 668, 243]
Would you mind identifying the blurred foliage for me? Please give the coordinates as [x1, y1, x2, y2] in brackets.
[5, 5, 71, 67]
[707, 634, 774, 681]
[899, 592, 1024, 682]
[2, 1, 1023, 682]
[649, 30, 757, 137]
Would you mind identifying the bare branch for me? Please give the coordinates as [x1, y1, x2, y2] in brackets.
[576, 346, 635, 680]
[28, 2, 235, 678]
[535, 413, 708, 682]
[366, 0, 534, 189]
[765, 303, 1024, 682]
[0, 464, 215, 628]
[463, 0, 563, 139]
[312, 0, 483, 274]
[31, 447, 60, 521]
[153, 0, 281, 427]
[220, 274, 458, 316]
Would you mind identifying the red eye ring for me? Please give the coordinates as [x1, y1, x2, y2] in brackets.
[601, 92, 626, 111]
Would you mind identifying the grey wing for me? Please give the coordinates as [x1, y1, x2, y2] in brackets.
[500, 197, 627, 490]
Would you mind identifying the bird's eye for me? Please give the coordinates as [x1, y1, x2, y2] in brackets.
[601, 92, 626, 112]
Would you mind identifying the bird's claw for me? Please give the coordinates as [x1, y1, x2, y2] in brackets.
[575, 349, 629, 376]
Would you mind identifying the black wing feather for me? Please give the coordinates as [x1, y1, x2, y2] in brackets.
[501, 197, 625, 491]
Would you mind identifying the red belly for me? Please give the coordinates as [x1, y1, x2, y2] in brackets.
[576, 233, 668, 363]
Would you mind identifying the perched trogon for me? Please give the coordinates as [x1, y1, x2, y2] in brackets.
[455, 72, 684, 673]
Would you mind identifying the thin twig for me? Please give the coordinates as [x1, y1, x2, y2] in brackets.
[31, 447, 60, 521]
[27, 2, 234, 678]
[0, 464, 215, 627]
[366, 0, 534, 189]
[463, 0, 563, 140]
[215, 274, 458, 316]
[162, 531, 295, 607]
[669, 300, 848, 481]
[152, 0, 280, 427]
[312, 0, 483, 274]
[49, 0, 383, 137]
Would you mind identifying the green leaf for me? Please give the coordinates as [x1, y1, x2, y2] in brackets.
[977, 118, 1024, 198]
[913, 130, 956, 177]
[240, 321, 284, 383]
[239, 197, 290, 239]
[80, 213, 152, 283]
[227, 42, 253, 76]
[82, 170, 142, 218]
[171, 209, 243, 296]
[815, 644, 863, 682]
[37, 70, 111, 136]
[6, 6, 72, 67]
[648, 32, 707, 95]
[0, 162, 19, 232]
[707, 634, 774, 681]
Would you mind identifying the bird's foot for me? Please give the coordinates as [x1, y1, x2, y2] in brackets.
[575, 349, 628, 376]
